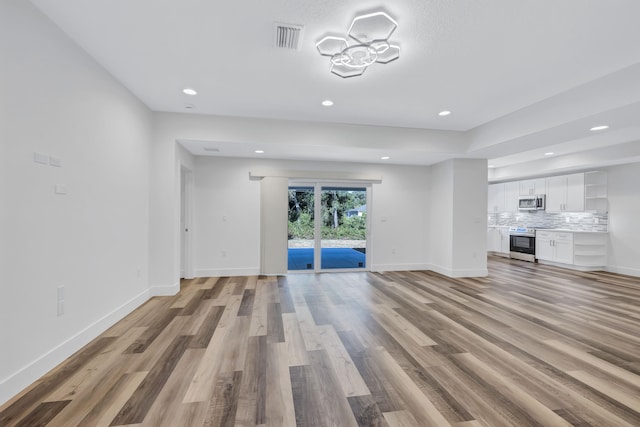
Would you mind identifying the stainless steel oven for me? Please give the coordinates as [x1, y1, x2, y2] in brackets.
[509, 227, 536, 262]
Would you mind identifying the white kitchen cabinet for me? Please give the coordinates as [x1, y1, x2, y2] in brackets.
[487, 228, 500, 252]
[536, 230, 573, 263]
[499, 228, 510, 253]
[487, 227, 510, 255]
[504, 181, 520, 212]
[535, 231, 554, 261]
[519, 178, 546, 196]
[554, 232, 574, 264]
[546, 173, 585, 212]
[488, 183, 505, 213]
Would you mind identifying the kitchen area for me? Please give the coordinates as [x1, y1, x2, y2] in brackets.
[488, 171, 609, 270]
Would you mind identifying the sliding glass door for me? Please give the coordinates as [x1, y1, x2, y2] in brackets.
[320, 187, 367, 269]
[287, 186, 315, 270]
[288, 183, 369, 272]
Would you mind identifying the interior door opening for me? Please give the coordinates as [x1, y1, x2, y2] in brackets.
[288, 183, 369, 272]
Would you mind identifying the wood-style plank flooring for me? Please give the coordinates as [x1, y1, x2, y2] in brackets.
[2, 256, 640, 426]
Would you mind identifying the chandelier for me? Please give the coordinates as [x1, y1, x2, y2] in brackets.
[316, 12, 400, 78]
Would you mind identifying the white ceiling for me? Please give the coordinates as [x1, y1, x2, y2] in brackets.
[30, 0, 640, 180]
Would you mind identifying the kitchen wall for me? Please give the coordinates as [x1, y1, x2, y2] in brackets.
[1, 0, 152, 405]
[488, 211, 608, 232]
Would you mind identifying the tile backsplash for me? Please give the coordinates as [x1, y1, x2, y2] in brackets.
[488, 211, 608, 232]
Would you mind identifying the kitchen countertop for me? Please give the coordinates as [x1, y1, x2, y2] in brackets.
[534, 228, 608, 233]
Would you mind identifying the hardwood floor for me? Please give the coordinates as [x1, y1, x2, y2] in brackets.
[2, 256, 640, 426]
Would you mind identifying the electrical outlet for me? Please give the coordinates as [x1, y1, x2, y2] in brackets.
[55, 184, 68, 195]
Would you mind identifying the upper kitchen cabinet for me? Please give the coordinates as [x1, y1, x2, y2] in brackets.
[546, 173, 585, 212]
[488, 182, 519, 213]
[519, 178, 546, 196]
[488, 183, 505, 213]
[504, 181, 519, 212]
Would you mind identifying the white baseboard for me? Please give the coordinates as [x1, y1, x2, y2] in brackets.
[605, 265, 640, 277]
[428, 263, 488, 278]
[150, 281, 180, 296]
[0, 289, 151, 406]
[370, 263, 431, 272]
[195, 267, 261, 277]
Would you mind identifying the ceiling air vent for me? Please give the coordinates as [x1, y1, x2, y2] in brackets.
[273, 22, 304, 50]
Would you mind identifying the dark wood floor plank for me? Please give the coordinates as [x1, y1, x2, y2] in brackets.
[289, 365, 324, 427]
[254, 335, 267, 425]
[307, 350, 359, 427]
[13, 400, 70, 427]
[277, 276, 296, 313]
[124, 307, 182, 354]
[203, 371, 243, 427]
[190, 305, 224, 348]
[237, 288, 255, 316]
[110, 335, 191, 425]
[267, 302, 286, 343]
[203, 276, 229, 300]
[347, 395, 388, 427]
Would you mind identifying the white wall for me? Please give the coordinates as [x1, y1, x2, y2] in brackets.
[428, 161, 454, 273]
[452, 159, 489, 274]
[1, 0, 152, 404]
[260, 177, 289, 275]
[429, 159, 488, 277]
[606, 162, 640, 276]
[191, 156, 432, 275]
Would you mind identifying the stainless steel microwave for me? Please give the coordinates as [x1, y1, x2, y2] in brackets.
[518, 195, 545, 211]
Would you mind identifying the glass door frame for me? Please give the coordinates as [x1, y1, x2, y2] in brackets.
[288, 180, 372, 273]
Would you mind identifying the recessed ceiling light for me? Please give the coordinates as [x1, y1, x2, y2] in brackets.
[438, 110, 452, 116]
[255, 150, 265, 154]
[488, 164, 496, 168]
[321, 100, 334, 107]
[183, 88, 197, 96]
[381, 156, 390, 160]
[590, 125, 609, 131]
[545, 152, 555, 156]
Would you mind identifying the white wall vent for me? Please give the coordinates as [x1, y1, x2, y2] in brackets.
[273, 22, 304, 50]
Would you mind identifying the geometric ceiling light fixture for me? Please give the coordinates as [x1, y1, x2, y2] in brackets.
[316, 11, 400, 78]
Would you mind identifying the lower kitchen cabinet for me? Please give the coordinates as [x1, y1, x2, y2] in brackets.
[488, 227, 509, 255]
[536, 231, 574, 264]
[536, 230, 607, 270]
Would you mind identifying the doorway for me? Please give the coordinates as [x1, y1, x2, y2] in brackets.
[288, 183, 370, 272]
[180, 165, 194, 279]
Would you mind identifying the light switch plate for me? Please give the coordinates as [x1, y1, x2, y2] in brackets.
[49, 156, 62, 167]
[34, 152, 49, 165]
